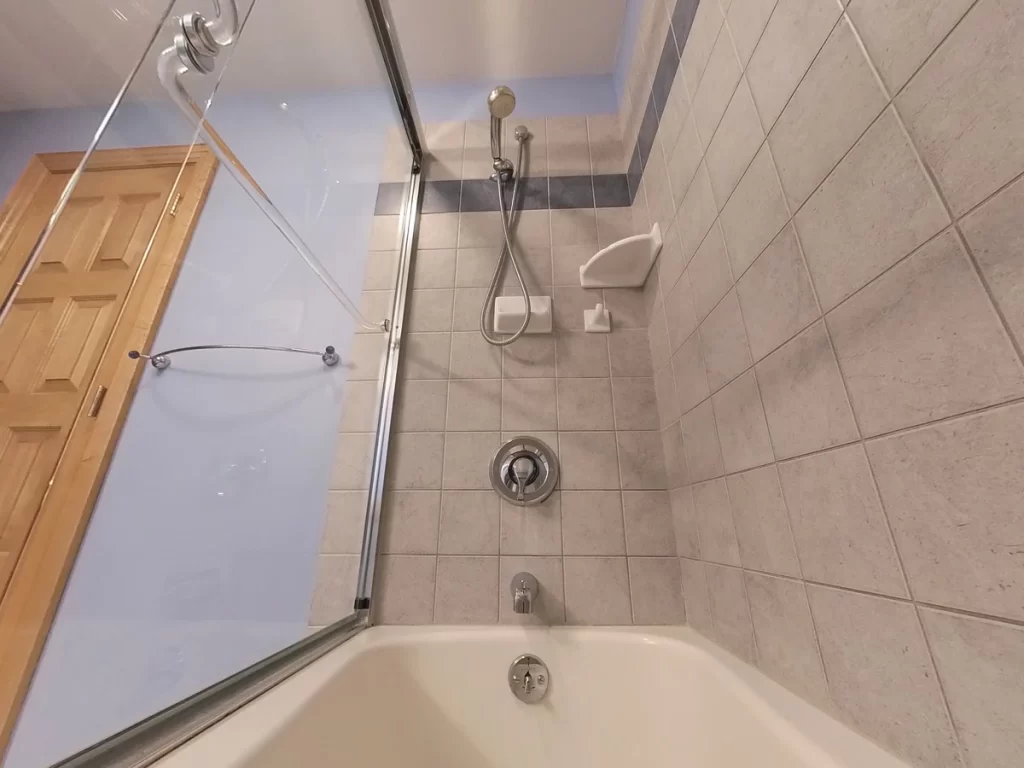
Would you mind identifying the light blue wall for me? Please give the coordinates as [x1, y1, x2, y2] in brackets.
[613, 0, 646, 107]
[0, 89, 396, 768]
[0, 74, 615, 767]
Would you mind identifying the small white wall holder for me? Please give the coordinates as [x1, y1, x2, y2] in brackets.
[493, 295, 553, 334]
[579, 223, 662, 289]
[584, 303, 612, 333]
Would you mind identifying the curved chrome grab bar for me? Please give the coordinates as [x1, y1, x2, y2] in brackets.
[128, 344, 340, 370]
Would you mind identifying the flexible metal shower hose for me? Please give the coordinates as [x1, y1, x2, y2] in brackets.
[480, 134, 531, 346]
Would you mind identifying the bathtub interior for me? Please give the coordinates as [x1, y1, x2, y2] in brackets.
[158, 628, 909, 768]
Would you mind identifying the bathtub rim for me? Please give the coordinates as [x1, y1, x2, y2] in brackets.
[152, 625, 910, 768]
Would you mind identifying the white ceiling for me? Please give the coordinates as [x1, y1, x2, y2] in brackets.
[0, 0, 628, 111]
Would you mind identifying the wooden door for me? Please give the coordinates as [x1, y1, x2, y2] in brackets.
[0, 146, 216, 756]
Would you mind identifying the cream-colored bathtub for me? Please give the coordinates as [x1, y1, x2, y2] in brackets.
[157, 626, 908, 767]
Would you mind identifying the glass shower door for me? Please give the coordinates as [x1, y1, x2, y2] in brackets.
[0, 1, 417, 765]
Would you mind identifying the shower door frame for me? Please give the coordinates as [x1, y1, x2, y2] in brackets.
[44, 0, 425, 765]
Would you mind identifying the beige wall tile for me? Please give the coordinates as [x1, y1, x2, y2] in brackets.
[826, 231, 1024, 437]
[339, 380, 379, 433]
[756, 321, 858, 459]
[402, 332, 452, 380]
[557, 378, 615, 430]
[664, 272, 699, 352]
[617, 430, 668, 490]
[604, 288, 649, 330]
[434, 556, 499, 623]
[808, 587, 962, 767]
[504, 336, 557, 378]
[678, 162, 720, 264]
[552, 244, 595, 287]
[331, 432, 373, 490]
[516, 210, 553, 248]
[395, 380, 449, 433]
[746, 0, 843, 130]
[712, 370, 775, 473]
[727, 465, 801, 576]
[502, 378, 558, 431]
[363, 249, 398, 291]
[551, 208, 598, 247]
[452, 287, 487, 332]
[867, 403, 1024, 622]
[727, 0, 779, 67]
[500, 493, 562, 555]
[672, 331, 710, 414]
[680, 399, 725, 482]
[309, 555, 360, 626]
[667, 113, 704, 203]
[778, 445, 907, 595]
[848, 0, 974, 93]
[374, 555, 436, 624]
[463, 120, 494, 180]
[546, 116, 591, 175]
[688, 221, 734, 322]
[380, 490, 440, 554]
[449, 331, 502, 379]
[705, 563, 756, 662]
[768, 17, 888, 209]
[564, 557, 633, 624]
[445, 378, 501, 431]
[719, 143, 790, 277]
[611, 329, 654, 377]
[679, 557, 714, 634]
[655, 364, 680, 428]
[745, 573, 830, 707]
[387, 432, 445, 490]
[459, 211, 503, 248]
[699, 288, 752, 391]
[657, 218, 686, 293]
[321, 491, 368, 554]
[556, 332, 610, 377]
[961, 174, 1024, 349]
[559, 431, 621, 489]
[438, 491, 499, 555]
[736, 223, 820, 361]
[424, 121, 465, 180]
[499, 556, 565, 624]
[693, 475, 743, 567]
[661, 420, 690, 491]
[670, 486, 701, 559]
[645, 141, 678, 233]
[795, 108, 950, 311]
[706, 79, 766, 206]
[418, 213, 460, 249]
[680, 0, 726, 92]
[588, 113, 624, 174]
[896, 0, 1024, 215]
[629, 557, 686, 624]
[442, 432, 500, 489]
[507, 119, 547, 176]
[369, 214, 401, 251]
[348, 334, 388, 381]
[623, 491, 676, 555]
[612, 377, 661, 430]
[921, 608, 1024, 768]
[692, 25, 743, 149]
[411, 248, 456, 289]
[561, 491, 626, 555]
[596, 207, 638, 250]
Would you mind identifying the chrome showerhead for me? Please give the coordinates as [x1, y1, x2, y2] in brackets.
[487, 85, 516, 118]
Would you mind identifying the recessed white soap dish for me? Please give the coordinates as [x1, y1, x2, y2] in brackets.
[579, 223, 662, 289]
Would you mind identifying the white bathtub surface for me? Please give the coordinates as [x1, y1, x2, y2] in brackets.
[157, 626, 909, 768]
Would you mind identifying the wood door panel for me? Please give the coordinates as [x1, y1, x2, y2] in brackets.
[0, 145, 217, 758]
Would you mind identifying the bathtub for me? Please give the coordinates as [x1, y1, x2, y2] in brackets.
[157, 626, 908, 768]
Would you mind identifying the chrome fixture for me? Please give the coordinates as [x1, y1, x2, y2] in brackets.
[127, 344, 341, 370]
[480, 86, 533, 346]
[490, 436, 558, 506]
[508, 654, 550, 703]
[510, 572, 538, 614]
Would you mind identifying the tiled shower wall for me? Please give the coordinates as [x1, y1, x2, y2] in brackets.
[624, 0, 1024, 767]
[325, 115, 689, 628]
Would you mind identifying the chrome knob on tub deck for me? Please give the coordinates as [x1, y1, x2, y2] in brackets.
[508, 654, 550, 703]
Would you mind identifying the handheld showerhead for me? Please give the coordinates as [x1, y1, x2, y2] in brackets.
[488, 86, 517, 169]
[487, 85, 516, 119]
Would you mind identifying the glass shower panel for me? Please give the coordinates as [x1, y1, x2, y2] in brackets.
[0, 1, 412, 766]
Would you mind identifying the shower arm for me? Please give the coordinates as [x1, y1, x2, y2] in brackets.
[156, 47, 386, 333]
